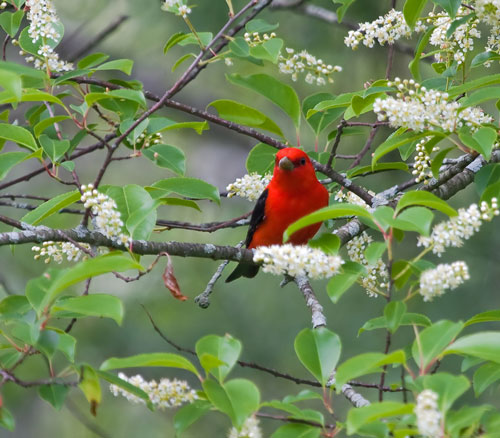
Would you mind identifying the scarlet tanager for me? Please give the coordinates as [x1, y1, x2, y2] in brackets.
[226, 147, 329, 282]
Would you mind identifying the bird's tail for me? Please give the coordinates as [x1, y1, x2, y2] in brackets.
[225, 263, 260, 283]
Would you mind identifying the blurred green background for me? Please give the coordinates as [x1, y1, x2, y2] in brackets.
[1, 0, 500, 436]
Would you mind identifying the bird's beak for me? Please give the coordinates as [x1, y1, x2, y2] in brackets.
[278, 156, 294, 171]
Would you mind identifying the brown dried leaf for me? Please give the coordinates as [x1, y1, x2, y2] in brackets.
[162, 253, 188, 301]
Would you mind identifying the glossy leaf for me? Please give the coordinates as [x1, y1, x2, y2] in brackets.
[271, 423, 321, 438]
[396, 191, 457, 216]
[0, 151, 30, 180]
[195, 334, 242, 382]
[21, 190, 81, 225]
[100, 352, 200, 377]
[0, 124, 38, 151]
[294, 327, 341, 386]
[303, 93, 344, 136]
[359, 312, 431, 334]
[327, 261, 365, 303]
[384, 301, 407, 334]
[347, 401, 414, 434]
[332, 0, 356, 22]
[51, 294, 124, 325]
[93, 59, 134, 75]
[465, 310, 500, 327]
[403, 0, 428, 28]
[79, 365, 101, 416]
[142, 144, 186, 175]
[473, 362, 500, 396]
[34, 115, 71, 138]
[39, 135, 70, 163]
[174, 400, 212, 434]
[38, 384, 69, 411]
[150, 177, 220, 204]
[227, 73, 301, 128]
[416, 372, 470, 412]
[246, 143, 275, 174]
[432, 0, 461, 17]
[97, 370, 153, 410]
[445, 332, 500, 364]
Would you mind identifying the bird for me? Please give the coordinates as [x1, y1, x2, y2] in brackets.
[226, 147, 329, 282]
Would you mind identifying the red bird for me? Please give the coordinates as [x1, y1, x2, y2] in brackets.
[226, 147, 329, 282]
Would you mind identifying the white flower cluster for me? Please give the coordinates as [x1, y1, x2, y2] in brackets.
[25, 0, 73, 72]
[278, 47, 342, 86]
[243, 31, 277, 46]
[346, 232, 388, 297]
[344, 9, 424, 49]
[413, 138, 439, 183]
[419, 261, 469, 301]
[110, 373, 198, 409]
[427, 7, 481, 64]
[253, 244, 344, 279]
[476, 0, 500, 27]
[32, 241, 89, 264]
[81, 184, 131, 246]
[161, 0, 191, 18]
[373, 78, 493, 133]
[228, 416, 262, 438]
[334, 189, 371, 210]
[418, 199, 499, 256]
[137, 131, 162, 148]
[226, 173, 271, 202]
[415, 390, 443, 437]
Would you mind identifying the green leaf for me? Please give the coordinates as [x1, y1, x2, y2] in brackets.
[97, 370, 153, 410]
[271, 423, 321, 438]
[46, 253, 143, 304]
[284, 204, 372, 242]
[332, 0, 356, 22]
[34, 115, 71, 138]
[294, 327, 341, 386]
[172, 53, 195, 72]
[86, 89, 146, 108]
[246, 143, 275, 174]
[177, 32, 213, 48]
[228, 37, 250, 58]
[208, 99, 284, 137]
[21, 190, 80, 225]
[473, 362, 500, 396]
[359, 312, 431, 334]
[150, 177, 220, 204]
[459, 126, 497, 161]
[0, 295, 31, 316]
[303, 93, 344, 136]
[227, 73, 301, 128]
[157, 197, 200, 211]
[403, 0, 427, 28]
[364, 242, 386, 265]
[77, 53, 110, 69]
[409, 26, 434, 81]
[79, 365, 101, 416]
[417, 373, 470, 412]
[142, 144, 186, 175]
[475, 164, 500, 196]
[373, 131, 442, 167]
[432, 0, 461, 17]
[0, 151, 30, 180]
[445, 332, 500, 364]
[0, 124, 38, 151]
[100, 352, 200, 377]
[38, 384, 69, 410]
[412, 320, 464, 372]
[195, 334, 242, 382]
[348, 162, 409, 178]
[471, 51, 500, 68]
[308, 233, 340, 255]
[39, 134, 70, 163]
[19, 21, 64, 55]
[394, 206, 434, 236]
[447, 73, 500, 98]
[203, 378, 260, 428]
[431, 146, 453, 179]
[0, 407, 15, 431]
[384, 302, 407, 334]
[396, 191, 457, 216]
[447, 405, 491, 436]
[106, 185, 157, 240]
[93, 59, 134, 75]
[327, 261, 365, 303]
[52, 294, 124, 325]
[249, 38, 284, 63]
[163, 32, 188, 54]
[347, 401, 414, 434]
[174, 400, 212, 434]
[335, 350, 406, 390]
[0, 9, 24, 37]
[465, 310, 500, 327]
[0, 68, 22, 101]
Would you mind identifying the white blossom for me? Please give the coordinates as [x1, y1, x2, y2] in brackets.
[161, 0, 192, 17]
[476, 0, 500, 27]
[228, 416, 262, 438]
[25, 0, 73, 72]
[136, 131, 162, 148]
[418, 199, 499, 256]
[412, 138, 439, 184]
[81, 184, 132, 246]
[334, 189, 372, 209]
[414, 390, 443, 437]
[373, 78, 493, 133]
[110, 373, 198, 409]
[253, 244, 343, 279]
[346, 232, 388, 297]
[278, 47, 342, 85]
[226, 173, 271, 202]
[419, 261, 469, 301]
[32, 241, 90, 264]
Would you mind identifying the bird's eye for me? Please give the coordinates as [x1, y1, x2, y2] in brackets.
[300, 158, 306, 165]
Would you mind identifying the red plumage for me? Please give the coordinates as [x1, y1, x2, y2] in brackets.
[226, 147, 329, 282]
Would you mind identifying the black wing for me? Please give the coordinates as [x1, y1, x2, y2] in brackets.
[225, 188, 268, 283]
[245, 188, 268, 247]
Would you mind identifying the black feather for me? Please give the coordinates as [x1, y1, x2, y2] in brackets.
[226, 189, 268, 282]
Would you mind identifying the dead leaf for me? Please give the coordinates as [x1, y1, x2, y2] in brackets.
[162, 252, 188, 301]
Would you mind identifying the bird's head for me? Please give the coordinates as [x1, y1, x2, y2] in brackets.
[273, 148, 317, 188]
